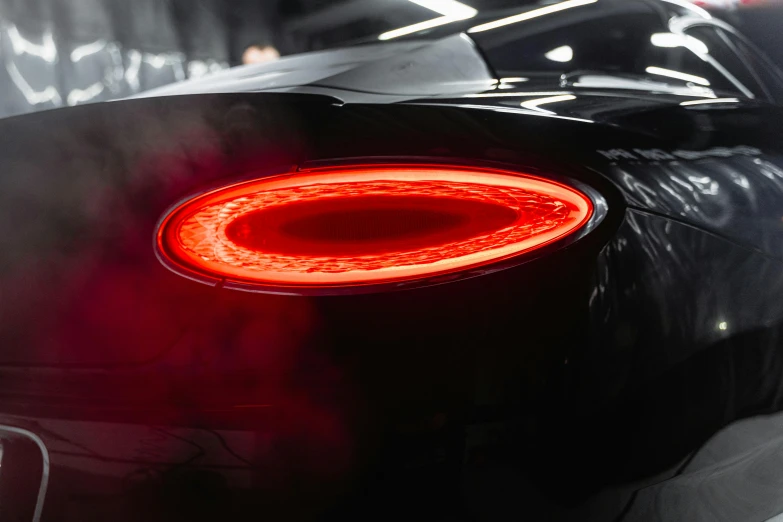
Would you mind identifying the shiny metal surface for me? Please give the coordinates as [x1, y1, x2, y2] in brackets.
[136, 0, 783, 107]
[139, 34, 495, 101]
[419, 93, 783, 259]
[1, 87, 783, 521]
[0, 425, 50, 522]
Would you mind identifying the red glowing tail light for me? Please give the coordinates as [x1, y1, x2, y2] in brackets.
[156, 165, 593, 293]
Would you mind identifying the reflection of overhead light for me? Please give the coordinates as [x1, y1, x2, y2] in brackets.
[660, 0, 711, 19]
[457, 104, 594, 123]
[379, 15, 466, 40]
[125, 50, 142, 91]
[521, 94, 576, 114]
[650, 33, 709, 56]
[718, 321, 728, 331]
[6, 24, 57, 62]
[571, 74, 716, 96]
[145, 54, 168, 69]
[408, 0, 477, 18]
[70, 40, 107, 62]
[499, 77, 528, 83]
[646, 66, 710, 86]
[545, 45, 573, 63]
[680, 97, 739, 106]
[379, 0, 477, 40]
[67, 82, 105, 105]
[468, 0, 597, 34]
[464, 91, 570, 98]
[5, 61, 62, 105]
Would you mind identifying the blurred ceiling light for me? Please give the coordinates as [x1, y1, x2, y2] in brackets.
[379, 0, 477, 40]
[646, 66, 710, 86]
[468, 0, 597, 34]
[545, 45, 574, 62]
[70, 40, 107, 63]
[6, 61, 61, 104]
[67, 82, 105, 106]
[680, 97, 739, 106]
[651, 33, 709, 56]
[6, 24, 57, 62]
[521, 94, 576, 113]
[379, 16, 461, 39]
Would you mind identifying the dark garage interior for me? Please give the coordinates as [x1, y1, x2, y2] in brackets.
[3, 0, 783, 118]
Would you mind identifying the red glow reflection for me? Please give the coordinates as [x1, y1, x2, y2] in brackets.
[157, 166, 593, 288]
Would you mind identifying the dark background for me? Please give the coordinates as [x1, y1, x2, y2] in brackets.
[1, 0, 782, 119]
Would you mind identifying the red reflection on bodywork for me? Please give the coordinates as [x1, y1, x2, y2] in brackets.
[157, 166, 593, 289]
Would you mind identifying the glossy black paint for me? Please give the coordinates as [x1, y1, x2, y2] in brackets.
[2, 1, 783, 521]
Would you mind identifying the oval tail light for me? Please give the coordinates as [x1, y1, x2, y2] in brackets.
[156, 165, 593, 293]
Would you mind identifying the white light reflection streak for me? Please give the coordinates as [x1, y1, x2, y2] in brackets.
[408, 0, 477, 18]
[379, 0, 476, 40]
[680, 97, 739, 106]
[468, 0, 597, 33]
[455, 103, 593, 124]
[520, 94, 576, 114]
[651, 32, 753, 97]
[650, 33, 709, 56]
[646, 66, 710, 86]
[464, 91, 570, 98]
[379, 15, 468, 40]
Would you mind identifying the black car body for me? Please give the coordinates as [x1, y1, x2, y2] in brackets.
[2, 0, 783, 520]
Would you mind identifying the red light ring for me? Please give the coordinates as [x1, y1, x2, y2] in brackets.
[157, 166, 593, 289]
